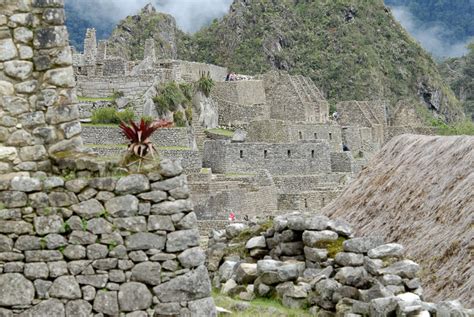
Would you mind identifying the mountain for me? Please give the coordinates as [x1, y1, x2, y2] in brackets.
[180, 0, 464, 123]
[439, 43, 474, 121]
[106, 4, 182, 60]
[385, 0, 473, 46]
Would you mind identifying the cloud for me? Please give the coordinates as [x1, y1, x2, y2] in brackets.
[66, 0, 233, 33]
[390, 6, 471, 59]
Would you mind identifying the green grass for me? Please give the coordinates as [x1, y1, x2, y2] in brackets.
[213, 291, 312, 317]
[78, 96, 114, 102]
[224, 173, 256, 177]
[207, 128, 235, 137]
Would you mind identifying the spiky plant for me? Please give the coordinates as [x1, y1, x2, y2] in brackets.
[119, 119, 173, 168]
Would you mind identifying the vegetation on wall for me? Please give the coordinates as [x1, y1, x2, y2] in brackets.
[153, 82, 192, 115]
[91, 107, 135, 125]
[196, 72, 215, 97]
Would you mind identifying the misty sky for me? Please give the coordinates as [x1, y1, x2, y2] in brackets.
[65, 0, 471, 58]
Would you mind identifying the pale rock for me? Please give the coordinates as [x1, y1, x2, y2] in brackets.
[4, 60, 33, 80]
[0, 39, 17, 61]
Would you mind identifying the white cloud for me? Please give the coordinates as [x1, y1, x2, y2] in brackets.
[67, 0, 233, 33]
[390, 6, 471, 59]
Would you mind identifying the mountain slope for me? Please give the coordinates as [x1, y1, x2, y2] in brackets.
[322, 134, 474, 305]
[180, 0, 464, 122]
[439, 43, 474, 121]
[106, 4, 182, 60]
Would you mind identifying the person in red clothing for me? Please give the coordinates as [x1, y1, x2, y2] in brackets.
[229, 212, 236, 221]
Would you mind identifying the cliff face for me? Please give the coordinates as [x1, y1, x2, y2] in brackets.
[322, 134, 474, 305]
[106, 4, 180, 60]
[180, 0, 464, 123]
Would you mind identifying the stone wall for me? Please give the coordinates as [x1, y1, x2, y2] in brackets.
[208, 214, 472, 315]
[203, 140, 332, 175]
[330, 152, 356, 173]
[0, 160, 216, 316]
[0, 0, 83, 174]
[81, 126, 191, 148]
[76, 75, 155, 99]
[77, 101, 115, 120]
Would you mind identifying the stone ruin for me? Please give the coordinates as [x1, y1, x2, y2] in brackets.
[69, 22, 440, 234]
[208, 214, 473, 315]
[0, 1, 215, 315]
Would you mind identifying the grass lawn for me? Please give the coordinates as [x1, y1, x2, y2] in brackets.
[213, 291, 312, 317]
[207, 128, 235, 137]
[158, 146, 192, 151]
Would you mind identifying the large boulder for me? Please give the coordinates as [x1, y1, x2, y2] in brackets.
[118, 282, 153, 312]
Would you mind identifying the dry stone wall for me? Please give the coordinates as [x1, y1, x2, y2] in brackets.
[208, 214, 472, 316]
[0, 159, 216, 316]
[0, 0, 83, 174]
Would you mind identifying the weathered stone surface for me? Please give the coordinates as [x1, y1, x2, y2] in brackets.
[44, 66, 75, 87]
[304, 246, 328, 262]
[118, 282, 152, 312]
[302, 230, 338, 247]
[0, 220, 32, 234]
[166, 229, 200, 252]
[19, 299, 65, 317]
[0, 147, 18, 161]
[93, 290, 119, 316]
[15, 235, 41, 250]
[138, 190, 167, 202]
[327, 219, 353, 237]
[87, 244, 108, 260]
[71, 199, 104, 219]
[76, 274, 108, 288]
[148, 215, 174, 231]
[225, 223, 248, 239]
[159, 159, 183, 177]
[369, 296, 398, 316]
[49, 276, 82, 299]
[25, 250, 63, 262]
[0, 273, 35, 306]
[0, 39, 17, 61]
[0, 234, 13, 251]
[68, 231, 97, 245]
[380, 260, 420, 279]
[246, 236, 266, 249]
[63, 245, 86, 260]
[11, 176, 41, 192]
[176, 211, 197, 230]
[368, 243, 404, 259]
[65, 300, 92, 317]
[0, 191, 28, 208]
[34, 279, 52, 299]
[24, 262, 49, 279]
[335, 267, 369, 288]
[49, 191, 78, 207]
[115, 174, 150, 195]
[151, 174, 186, 191]
[286, 214, 306, 231]
[343, 237, 385, 254]
[44, 176, 64, 190]
[305, 215, 330, 231]
[218, 260, 238, 282]
[48, 261, 68, 278]
[65, 179, 89, 193]
[188, 297, 216, 317]
[235, 263, 258, 284]
[153, 265, 211, 302]
[335, 252, 364, 266]
[131, 262, 161, 285]
[126, 232, 166, 251]
[151, 199, 193, 215]
[113, 216, 146, 232]
[4, 60, 33, 80]
[177, 247, 206, 268]
[34, 215, 64, 235]
[105, 195, 139, 217]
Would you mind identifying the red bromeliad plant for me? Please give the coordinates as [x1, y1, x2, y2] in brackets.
[119, 118, 173, 164]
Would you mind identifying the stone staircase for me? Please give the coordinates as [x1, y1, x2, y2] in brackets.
[288, 74, 328, 122]
[192, 112, 207, 149]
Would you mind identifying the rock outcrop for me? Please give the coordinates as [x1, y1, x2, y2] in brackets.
[322, 134, 474, 306]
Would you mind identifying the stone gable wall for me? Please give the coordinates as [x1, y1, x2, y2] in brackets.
[0, 0, 83, 174]
[0, 160, 215, 316]
[76, 75, 155, 99]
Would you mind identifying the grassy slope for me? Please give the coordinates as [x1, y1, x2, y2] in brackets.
[180, 0, 464, 123]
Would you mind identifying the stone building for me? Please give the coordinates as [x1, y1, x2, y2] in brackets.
[0, 1, 216, 315]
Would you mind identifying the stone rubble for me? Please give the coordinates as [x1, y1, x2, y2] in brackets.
[208, 213, 473, 315]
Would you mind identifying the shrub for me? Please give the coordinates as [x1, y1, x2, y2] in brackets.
[179, 83, 194, 102]
[196, 72, 214, 97]
[173, 111, 186, 127]
[141, 116, 154, 124]
[185, 107, 193, 124]
[153, 82, 187, 115]
[91, 107, 135, 124]
[432, 119, 474, 136]
[116, 108, 136, 123]
[112, 90, 124, 100]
